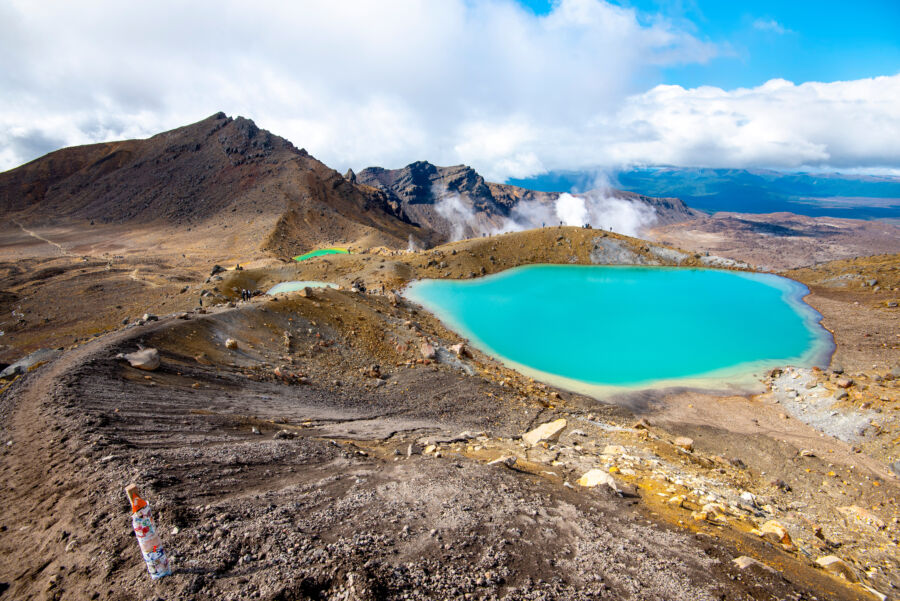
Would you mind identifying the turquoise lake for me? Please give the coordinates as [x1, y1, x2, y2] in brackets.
[404, 265, 834, 396]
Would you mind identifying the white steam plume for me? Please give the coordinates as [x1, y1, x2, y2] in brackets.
[433, 187, 482, 240]
[433, 186, 658, 241]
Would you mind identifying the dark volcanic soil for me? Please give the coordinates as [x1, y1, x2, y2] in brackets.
[0, 291, 878, 601]
[0, 228, 896, 601]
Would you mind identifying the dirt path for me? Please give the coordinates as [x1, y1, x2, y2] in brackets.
[128, 268, 160, 287]
[11, 219, 72, 257]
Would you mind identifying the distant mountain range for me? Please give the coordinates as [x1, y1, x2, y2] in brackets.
[510, 167, 900, 221]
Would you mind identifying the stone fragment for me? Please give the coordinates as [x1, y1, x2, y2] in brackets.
[613, 481, 639, 497]
[799, 449, 816, 457]
[815, 556, 858, 582]
[522, 419, 567, 446]
[601, 445, 626, 456]
[667, 495, 685, 508]
[449, 343, 471, 358]
[834, 376, 853, 388]
[118, 348, 160, 371]
[576, 469, 613, 488]
[576, 469, 637, 496]
[732, 556, 775, 572]
[701, 503, 729, 524]
[837, 505, 885, 530]
[861, 585, 888, 601]
[419, 342, 436, 361]
[487, 456, 517, 468]
[759, 520, 792, 546]
[673, 437, 694, 451]
[225, 338, 238, 350]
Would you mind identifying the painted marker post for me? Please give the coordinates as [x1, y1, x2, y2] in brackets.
[125, 484, 172, 580]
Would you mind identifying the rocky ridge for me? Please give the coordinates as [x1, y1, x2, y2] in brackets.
[356, 161, 699, 240]
[0, 113, 437, 258]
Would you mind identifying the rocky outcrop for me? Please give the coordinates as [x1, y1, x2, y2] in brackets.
[590, 237, 648, 265]
[357, 161, 699, 240]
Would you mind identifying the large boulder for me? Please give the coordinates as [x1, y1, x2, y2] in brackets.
[118, 348, 160, 371]
[522, 419, 567, 446]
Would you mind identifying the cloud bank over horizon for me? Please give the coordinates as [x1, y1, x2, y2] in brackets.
[1, 0, 898, 181]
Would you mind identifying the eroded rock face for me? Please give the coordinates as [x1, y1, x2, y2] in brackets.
[649, 246, 689, 265]
[590, 238, 647, 265]
[356, 160, 698, 241]
[0, 348, 60, 378]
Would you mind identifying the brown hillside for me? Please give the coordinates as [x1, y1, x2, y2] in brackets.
[0, 112, 436, 258]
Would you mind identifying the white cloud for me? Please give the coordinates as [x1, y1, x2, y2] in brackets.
[603, 75, 900, 170]
[0, 0, 898, 181]
[752, 18, 790, 34]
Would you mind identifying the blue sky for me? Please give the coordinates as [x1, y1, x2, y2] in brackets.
[519, 0, 900, 88]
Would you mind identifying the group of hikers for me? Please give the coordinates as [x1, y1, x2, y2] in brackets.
[240, 289, 253, 301]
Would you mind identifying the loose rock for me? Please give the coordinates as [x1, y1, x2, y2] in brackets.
[117, 347, 160, 371]
[673, 437, 694, 451]
[522, 419, 567, 446]
[419, 342, 437, 361]
[815, 556, 858, 582]
[733, 556, 775, 573]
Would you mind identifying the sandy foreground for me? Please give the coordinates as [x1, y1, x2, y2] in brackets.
[0, 224, 897, 600]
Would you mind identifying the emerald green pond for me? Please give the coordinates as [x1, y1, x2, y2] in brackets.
[404, 265, 833, 396]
